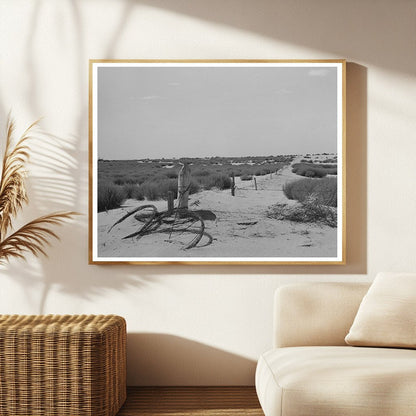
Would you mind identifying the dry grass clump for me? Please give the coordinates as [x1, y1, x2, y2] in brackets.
[98, 182, 126, 212]
[283, 177, 337, 207]
[267, 196, 337, 228]
[113, 177, 137, 185]
[291, 162, 337, 178]
[164, 171, 178, 179]
[123, 184, 145, 200]
[98, 179, 202, 212]
[318, 157, 337, 164]
[254, 167, 273, 176]
[139, 179, 178, 201]
[193, 169, 211, 177]
[140, 178, 201, 201]
[199, 174, 232, 190]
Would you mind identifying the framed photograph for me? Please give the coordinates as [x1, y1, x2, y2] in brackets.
[89, 60, 345, 265]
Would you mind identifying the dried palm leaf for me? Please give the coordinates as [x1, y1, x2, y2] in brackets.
[0, 212, 78, 264]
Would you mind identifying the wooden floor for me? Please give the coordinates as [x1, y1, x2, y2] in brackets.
[117, 386, 264, 416]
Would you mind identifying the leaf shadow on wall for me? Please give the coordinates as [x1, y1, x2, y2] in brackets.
[134, 0, 413, 76]
[126, 333, 257, 386]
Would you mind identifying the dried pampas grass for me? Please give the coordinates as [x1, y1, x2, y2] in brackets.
[0, 116, 78, 264]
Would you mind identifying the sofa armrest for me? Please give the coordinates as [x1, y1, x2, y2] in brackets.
[274, 282, 370, 348]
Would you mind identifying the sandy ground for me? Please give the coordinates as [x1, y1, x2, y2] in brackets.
[97, 157, 338, 259]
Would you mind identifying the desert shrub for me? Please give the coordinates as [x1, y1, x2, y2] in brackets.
[136, 173, 152, 183]
[138, 178, 200, 201]
[321, 158, 337, 163]
[98, 183, 125, 212]
[139, 179, 176, 200]
[123, 184, 145, 201]
[164, 171, 178, 179]
[266, 198, 337, 228]
[212, 174, 232, 190]
[177, 179, 200, 196]
[194, 169, 211, 177]
[291, 162, 337, 178]
[283, 176, 337, 207]
[138, 182, 160, 200]
[158, 178, 180, 199]
[140, 172, 230, 197]
[153, 172, 171, 181]
[200, 174, 232, 190]
[113, 177, 137, 185]
[240, 174, 253, 181]
[189, 180, 201, 193]
[254, 167, 272, 176]
[274, 156, 295, 163]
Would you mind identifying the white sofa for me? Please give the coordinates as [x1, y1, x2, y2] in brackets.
[255, 282, 416, 416]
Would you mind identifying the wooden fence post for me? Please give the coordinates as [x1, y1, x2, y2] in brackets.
[178, 162, 191, 210]
[231, 173, 236, 196]
[167, 191, 174, 214]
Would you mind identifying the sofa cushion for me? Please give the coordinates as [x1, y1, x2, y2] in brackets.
[345, 272, 416, 348]
[256, 346, 416, 416]
[274, 283, 370, 348]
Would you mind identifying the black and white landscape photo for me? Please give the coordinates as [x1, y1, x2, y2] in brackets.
[90, 61, 345, 263]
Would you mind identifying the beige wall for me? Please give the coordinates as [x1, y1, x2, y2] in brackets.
[0, 0, 415, 385]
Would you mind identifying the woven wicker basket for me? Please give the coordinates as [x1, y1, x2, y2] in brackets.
[0, 314, 126, 416]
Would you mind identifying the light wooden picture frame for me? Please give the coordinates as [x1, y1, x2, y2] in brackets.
[89, 60, 346, 265]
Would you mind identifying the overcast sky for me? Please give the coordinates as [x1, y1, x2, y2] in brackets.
[97, 65, 338, 159]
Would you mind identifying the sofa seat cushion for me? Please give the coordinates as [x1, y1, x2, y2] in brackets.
[256, 346, 416, 416]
